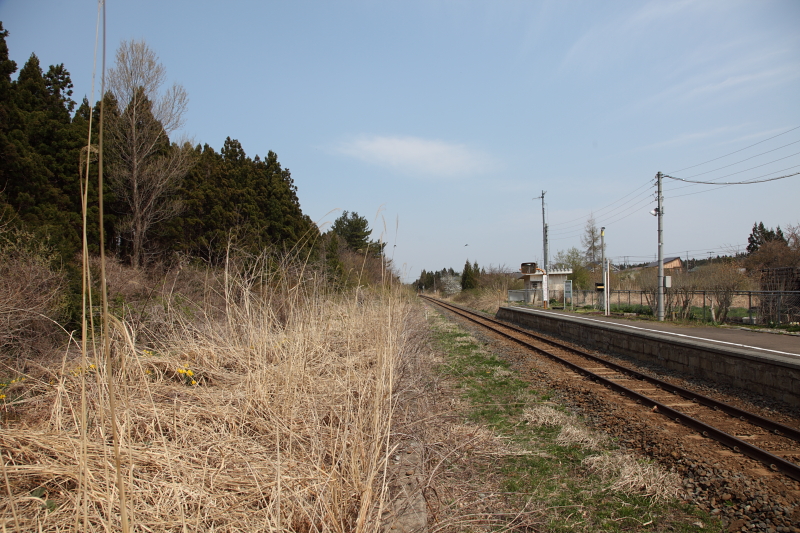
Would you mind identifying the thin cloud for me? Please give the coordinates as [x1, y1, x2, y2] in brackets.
[636, 125, 742, 152]
[334, 135, 495, 178]
[559, 0, 701, 73]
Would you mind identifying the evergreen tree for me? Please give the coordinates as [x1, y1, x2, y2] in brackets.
[4, 51, 83, 259]
[0, 22, 21, 222]
[747, 222, 787, 254]
[331, 211, 371, 252]
[165, 139, 317, 263]
[324, 234, 345, 286]
[461, 259, 478, 290]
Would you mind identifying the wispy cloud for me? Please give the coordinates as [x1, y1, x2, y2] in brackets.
[334, 135, 495, 178]
[635, 60, 800, 113]
[559, 0, 702, 73]
[635, 125, 743, 152]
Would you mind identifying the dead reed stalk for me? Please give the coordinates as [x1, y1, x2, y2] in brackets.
[0, 254, 411, 532]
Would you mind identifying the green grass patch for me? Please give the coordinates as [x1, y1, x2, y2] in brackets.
[428, 310, 721, 532]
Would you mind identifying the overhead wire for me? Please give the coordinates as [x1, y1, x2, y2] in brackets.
[548, 184, 654, 235]
[665, 167, 800, 186]
[547, 179, 652, 230]
[664, 151, 800, 192]
[667, 125, 800, 174]
[673, 139, 800, 180]
[547, 127, 799, 252]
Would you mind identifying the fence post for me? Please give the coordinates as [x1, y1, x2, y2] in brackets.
[748, 291, 752, 324]
[703, 291, 706, 322]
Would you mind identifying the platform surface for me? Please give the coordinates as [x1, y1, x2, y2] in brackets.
[505, 307, 800, 360]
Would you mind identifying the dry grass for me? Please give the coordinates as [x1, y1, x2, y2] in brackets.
[524, 406, 681, 501]
[0, 227, 65, 355]
[523, 405, 608, 451]
[449, 289, 505, 315]
[0, 254, 414, 532]
[524, 407, 680, 502]
[582, 453, 682, 503]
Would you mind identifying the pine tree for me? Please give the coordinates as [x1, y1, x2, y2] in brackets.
[747, 222, 787, 255]
[325, 234, 345, 287]
[5, 51, 83, 259]
[331, 211, 371, 252]
[461, 259, 478, 290]
[0, 22, 21, 223]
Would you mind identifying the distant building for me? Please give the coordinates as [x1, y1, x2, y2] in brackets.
[518, 263, 572, 292]
[643, 257, 683, 270]
[621, 256, 683, 276]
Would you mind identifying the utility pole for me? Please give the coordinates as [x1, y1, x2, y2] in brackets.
[601, 227, 608, 316]
[656, 172, 665, 322]
[534, 191, 548, 272]
[534, 191, 549, 309]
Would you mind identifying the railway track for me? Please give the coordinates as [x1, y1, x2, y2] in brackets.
[421, 295, 800, 483]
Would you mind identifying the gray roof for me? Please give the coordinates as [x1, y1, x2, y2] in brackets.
[643, 257, 682, 268]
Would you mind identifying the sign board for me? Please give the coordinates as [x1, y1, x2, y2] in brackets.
[595, 282, 605, 292]
[664, 276, 672, 288]
[564, 280, 573, 298]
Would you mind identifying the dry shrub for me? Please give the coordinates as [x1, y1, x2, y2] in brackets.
[582, 453, 681, 502]
[523, 404, 572, 427]
[0, 228, 65, 355]
[450, 288, 506, 314]
[525, 406, 679, 501]
[0, 252, 411, 532]
[524, 405, 607, 450]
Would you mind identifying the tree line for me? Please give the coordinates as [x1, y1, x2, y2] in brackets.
[412, 217, 798, 297]
[0, 24, 317, 269]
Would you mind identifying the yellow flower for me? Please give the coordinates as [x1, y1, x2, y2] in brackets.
[177, 368, 186, 374]
[191, 380, 197, 385]
[88, 364, 96, 370]
[186, 369, 194, 377]
[0, 394, 5, 400]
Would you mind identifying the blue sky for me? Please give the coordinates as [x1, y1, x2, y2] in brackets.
[2, 0, 799, 280]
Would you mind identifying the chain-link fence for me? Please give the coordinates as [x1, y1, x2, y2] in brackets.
[508, 289, 800, 325]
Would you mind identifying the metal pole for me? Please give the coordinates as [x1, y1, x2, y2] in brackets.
[657, 172, 665, 321]
[606, 258, 611, 316]
[540, 190, 548, 273]
[600, 227, 605, 315]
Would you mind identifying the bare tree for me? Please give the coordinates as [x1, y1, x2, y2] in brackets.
[107, 40, 194, 268]
[697, 262, 749, 323]
[581, 214, 603, 264]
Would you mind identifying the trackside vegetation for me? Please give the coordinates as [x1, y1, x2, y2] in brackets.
[425, 306, 717, 532]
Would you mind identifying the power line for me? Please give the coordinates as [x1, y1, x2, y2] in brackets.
[548, 185, 653, 235]
[664, 155, 800, 193]
[547, 179, 652, 229]
[667, 125, 800, 174]
[674, 139, 800, 180]
[664, 168, 800, 186]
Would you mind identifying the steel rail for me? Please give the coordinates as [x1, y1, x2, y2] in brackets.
[425, 297, 800, 442]
[421, 295, 800, 482]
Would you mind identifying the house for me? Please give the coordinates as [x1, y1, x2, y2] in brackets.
[643, 257, 683, 270]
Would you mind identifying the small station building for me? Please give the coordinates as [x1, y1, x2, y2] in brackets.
[519, 262, 573, 293]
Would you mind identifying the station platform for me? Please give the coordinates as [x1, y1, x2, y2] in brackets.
[495, 306, 800, 406]
[526, 308, 800, 360]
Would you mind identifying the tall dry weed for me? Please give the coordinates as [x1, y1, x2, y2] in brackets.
[0, 227, 65, 355]
[0, 252, 411, 532]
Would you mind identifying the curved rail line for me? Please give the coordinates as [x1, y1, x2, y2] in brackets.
[421, 295, 800, 482]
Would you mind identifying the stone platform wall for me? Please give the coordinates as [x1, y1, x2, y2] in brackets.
[495, 307, 800, 407]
